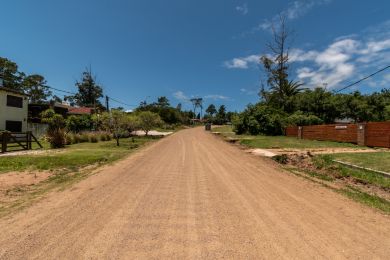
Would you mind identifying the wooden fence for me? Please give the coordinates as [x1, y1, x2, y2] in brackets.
[286, 121, 390, 148]
[0, 131, 42, 153]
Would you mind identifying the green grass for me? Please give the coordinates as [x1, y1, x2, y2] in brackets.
[0, 137, 155, 174]
[340, 186, 390, 214]
[213, 125, 360, 149]
[331, 152, 390, 172]
[314, 155, 390, 189]
[212, 125, 235, 133]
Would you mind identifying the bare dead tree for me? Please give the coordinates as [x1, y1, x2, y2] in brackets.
[260, 14, 302, 112]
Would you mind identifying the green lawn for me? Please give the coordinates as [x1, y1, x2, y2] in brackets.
[212, 125, 360, 149]
[0, 137, 156, 174]
[331, 152, 390, 172]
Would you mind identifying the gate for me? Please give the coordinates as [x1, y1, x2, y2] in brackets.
[0, 131, 42, 153]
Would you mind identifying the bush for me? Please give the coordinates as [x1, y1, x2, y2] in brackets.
[79, 133, 89, 143]
[65, 134, 73, 145]
[41, 109, 66, 148]
[66, 115, 92, 133]
[286, 111, 323, 126]
[89, 134, 99, 143]
[232, 104, 287, 136]
[100, 134, 107, 141]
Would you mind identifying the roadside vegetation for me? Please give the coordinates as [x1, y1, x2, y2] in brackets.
[330, 152, 390, 173]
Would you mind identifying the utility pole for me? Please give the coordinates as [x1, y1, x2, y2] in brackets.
[105, 95, 110, 112]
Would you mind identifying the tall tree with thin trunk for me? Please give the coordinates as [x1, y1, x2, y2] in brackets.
[260, 14, 303, 112]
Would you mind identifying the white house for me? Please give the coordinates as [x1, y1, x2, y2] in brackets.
[0, 87, 28, 132]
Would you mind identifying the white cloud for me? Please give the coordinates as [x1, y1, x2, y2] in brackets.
[204, 94, 230, 100]
[173, 91, 189, 102]
[240, 88, 258, 95]
[224, 54, 260, 69]
[236, 3, 248, 15]
[173, 91, 230, 102]
[225, 20, 390, 90]
[255, 0, 332, 32]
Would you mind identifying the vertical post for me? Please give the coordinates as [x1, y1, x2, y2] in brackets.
[27, 131, 32, 150]
[1, 132, 8, 153]
[105, 95, 110, 112]
[357, 123, 366, 146]
[298, 126, 303, 139]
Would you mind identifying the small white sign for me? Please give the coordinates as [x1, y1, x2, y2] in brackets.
[335, 125, 347, 129]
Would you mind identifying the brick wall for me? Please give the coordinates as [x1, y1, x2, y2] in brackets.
[366, 122, 390, 148]
[286, 126, 298, 137]
[285, 121, 390, 148]
[302, 124, 357, 143]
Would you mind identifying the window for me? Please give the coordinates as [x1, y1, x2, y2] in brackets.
[6, 95, 23, 108]
[5, 121, 22, 132]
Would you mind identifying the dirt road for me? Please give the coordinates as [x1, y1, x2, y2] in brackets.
[0, 127, 389, 259]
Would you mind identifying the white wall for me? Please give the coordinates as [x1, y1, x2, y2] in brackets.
[0, 90, 28, 132]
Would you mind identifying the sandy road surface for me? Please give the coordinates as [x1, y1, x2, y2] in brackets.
[0, 127, 389, 259]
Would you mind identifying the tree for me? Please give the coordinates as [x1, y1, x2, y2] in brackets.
[190, 98, 203, 119]
[206, 104, 217, 117]
[100, 110, 128, 146]
[138, 111, 162, 136]
[23, 74, 52, 103]
[125, 114, 140, 135]
[216, 105, 227, 124]
[259, 15, 303, 112]
[157, 96, 170, 108]
[74, 69, 103, 107]
[0, 57, 25, 91]
[41, 109, 66, 148]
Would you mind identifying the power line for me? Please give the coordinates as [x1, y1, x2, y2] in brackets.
[334, 65, 390, 93]
[108, 97, 138, 108]
[46, 86, 77, 96]
[46, 85, 137, 108]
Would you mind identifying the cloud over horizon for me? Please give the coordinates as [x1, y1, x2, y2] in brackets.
[225, 20, 390, 90]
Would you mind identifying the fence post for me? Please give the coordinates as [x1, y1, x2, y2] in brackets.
[357, 123, 366, 146]
[298, 126, 303, 139]
[27, 131, 32, 150]
[1, 132, 8, 153]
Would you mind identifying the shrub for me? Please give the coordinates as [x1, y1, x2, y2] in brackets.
[233, 104, 287, 136]
[79, 134, 89, 143]
[100, 134, 107, 141]
[89, 134, 99, 143]
[41, 109, 66, 148]
[65, 134, 73, 145]
[286, 111, 323, 126]
[66, 115, 92, 133]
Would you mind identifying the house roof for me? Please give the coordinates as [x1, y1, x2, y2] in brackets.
[68, 107, 94, 115]
[0, 87, 28, 96]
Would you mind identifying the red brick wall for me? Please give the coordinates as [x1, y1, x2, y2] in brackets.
[286, 126, 298, 137]
[366, 122, 390, 148]
[301, 124, 357, 143]
[285, 122, 390, 148]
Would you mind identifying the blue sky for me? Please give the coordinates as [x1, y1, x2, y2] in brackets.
[1, 0, 390, 111]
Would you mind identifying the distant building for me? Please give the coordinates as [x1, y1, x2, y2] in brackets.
[0, 87, 29, 132]
[67, 107, 95, 116]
